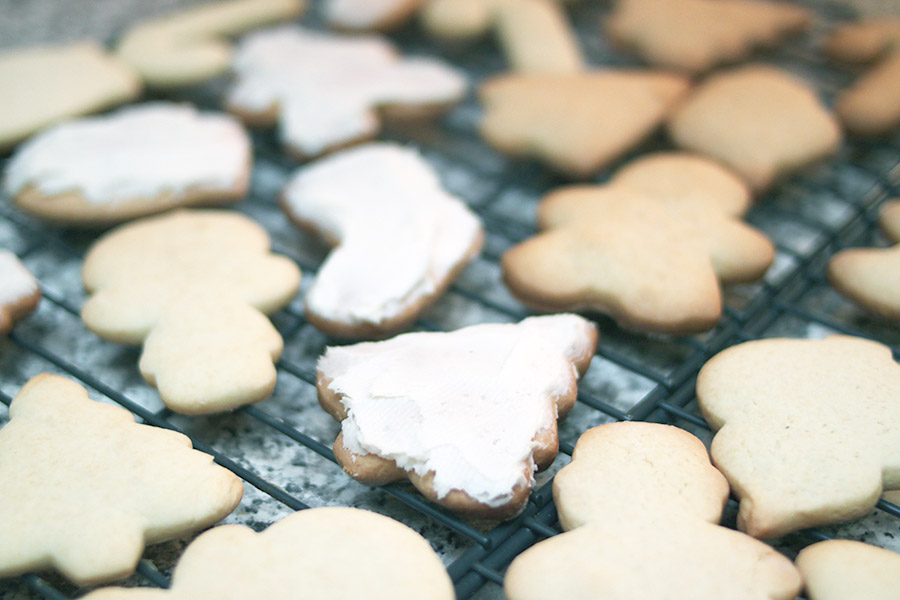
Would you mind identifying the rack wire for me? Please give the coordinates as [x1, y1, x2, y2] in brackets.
[2, 0, 899, 598]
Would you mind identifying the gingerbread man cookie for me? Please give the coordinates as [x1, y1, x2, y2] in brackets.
[0, 374, 242, 586]
[317, 314, 598, 518]
[480, 70, 690, 178]
[82, 508, 452, 600]
[667, 64, 842, 191]
[116, 0, 305, 88]
[281, 143, 483, 339]
[505, 422, 801, 600]
[697, 335, 900, 539]
[81, 210, 301, 414]
[0, 250, 40, 335]
[502, 183, 774, 333]
[4, 103, 251, 226]
[605, 0, 811, 74]
[796, 539, 900, 600]
[227, 26, 466, 160]
[324, 0, 423, 32]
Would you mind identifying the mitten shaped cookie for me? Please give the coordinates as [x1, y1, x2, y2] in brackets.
[667, 64, 842, 191]
[502, 184, 774, 334]
[0, 374, 242, 586]
[829, 199, 900, 320]
[81, 210, 301, 414]
[796, 540, 900, 600]
[4, 103, 251, 226]
[282, 143, 483, 339]
[227, 26, 466, 160]
[697, 335, 900, 539]
[0, 250, 40, 335]
[82, 508, 452, 600]
[605, 0, 811, 74]
[505, 422, 801, 600]
[317, 314, 598, 518]
[324, 0, 423, 32]
[479, 71, 690, 177]
[116, 0, 305, 88]
[826, 20, 900, 136]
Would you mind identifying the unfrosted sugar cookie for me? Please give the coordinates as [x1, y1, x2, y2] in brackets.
[667, 64, 842, 191]
[826, 20, 900, 136]
[324, 0, 424, 32]
[81, 210, 301, 414]
[479, 71, 690, 178]
[317, 314, 598, 518]
[605, 0, 811, 74]
[796, 539, 900, 600]
[4, 103, 251, 226]
[0, 42, 141, 150]
[281, 143, 483, 339]
[116, 0, 305, 89]
[0, 374, 242, 586]
[0, 250, 40, 335]
[505, 422, 801, 600]
[227, 26, 466, 160]
[82, 508, 452, 600]
[697, 335, 900, 539]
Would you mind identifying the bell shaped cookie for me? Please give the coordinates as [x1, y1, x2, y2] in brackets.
[0, 250, 40, 334]
[505, 422, 801, 600]
[697, 335, 900, 539]
[316, 314, 598, 518]
[81, 210, 300, 414]
[0, 374, 242, 586]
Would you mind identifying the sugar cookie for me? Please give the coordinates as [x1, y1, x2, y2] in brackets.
[4, 103, 251, 226]
[282, 143, 483, 339]
[82, 507, 452, 600]
[480, 71, 689, 178]
[796, 540, 900, 600]
[667, 64, 842, 191]
[505, 422, 801, 600]
[697, 335, 900, 539]
[227, 26, 466, 160]
[317, 314, 597, 518]
[0, 374, 242, 586]
[82, 210, 301, 414]
[0, 42, 141, 150]
[324, 0, 424, 32]
[116, 0, 305, 88]
[0, 250, 40, 335]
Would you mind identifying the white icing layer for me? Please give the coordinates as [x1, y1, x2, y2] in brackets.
[4, 103, 250, 205]
[325, 0, 410, 28]
[318, 314, 596, 507]
[229, 27, 467, 155]
[0, 250, 38, 306]
[283, 143, 482, 326]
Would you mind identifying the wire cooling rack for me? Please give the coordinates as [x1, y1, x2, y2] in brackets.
[2, 1, 900, 598]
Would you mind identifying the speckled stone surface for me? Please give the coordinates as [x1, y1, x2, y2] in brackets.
[2, 1, 900, 600]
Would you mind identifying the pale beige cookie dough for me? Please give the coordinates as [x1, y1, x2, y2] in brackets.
[0, 374, 243, 586]
[0, 42, 141, 151]
[502, 184, 773, 333]
[829, 199, 900, 320]
[82, 508, 452, 600]
[422, 0, 584, 73]
[480, 70, 690, 178]
[0, 250, 40, 335]
[317, 314, 598, 519]
[82, 210, 301, 414]
[324, 0, 424, 32]
[116, 0, 305, 88]
[4, 103, 252, 226]
[605, 0, 811, 74]
[697, 335, 900, 539]
[796, 539, 900, 600]
[667, 64, 842, 191]
[826, 19, 900, 136]
[505, 422, 801, 600]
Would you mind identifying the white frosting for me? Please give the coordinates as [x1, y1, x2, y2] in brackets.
[324, 0, 409, 28]
[229, 27, 467, 155]
[318, 314, 596, 507]
[4, 103, 250, 205]
[0, 250, 38, 306]
[283, 143, 482, 325]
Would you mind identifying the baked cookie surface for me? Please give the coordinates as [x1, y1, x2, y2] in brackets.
[0, 250, 40, 335]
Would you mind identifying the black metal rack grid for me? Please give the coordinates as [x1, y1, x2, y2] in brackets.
[2, 1, 900, 598]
